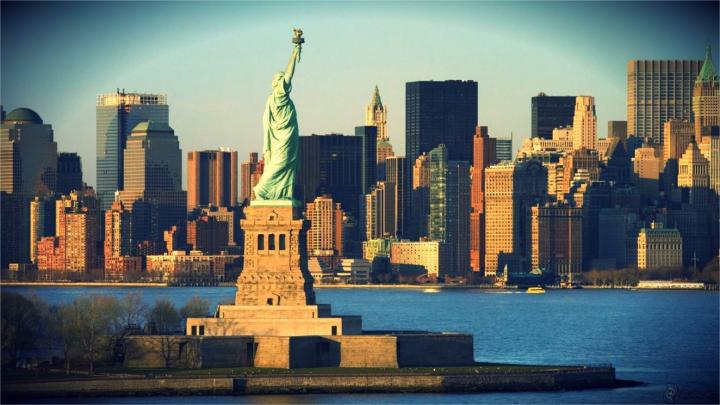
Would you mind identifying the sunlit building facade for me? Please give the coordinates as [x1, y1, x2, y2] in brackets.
[627, 60, 702, 143]
[306, 195, 344, 257]
[187, 149, 238, 211]
[470, 126, 496, 273]
[390, 240, 444, 278]
[117, 121, 186, 249]
[693, 45, 719, 141]
[572, 96, 597, 151]
[484, 160, 547, 276]
[637, 223, 683, 270]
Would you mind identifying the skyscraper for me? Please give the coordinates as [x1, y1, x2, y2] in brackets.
[187, 216, 229, 254]
[568, 179, 612, 270]
[194, 206, 240, 247]
[385, 156, 406, 238]
[298, 134, 362, 218]
[406, 80, 477, 236]
[355, 126, 378, 194]
[662, 119, 694, 192]
[598, 207, 641, 269]
[366, 86, 388, 142]
[366, 86, 394, 181]
[663, 120, 694, 165]
[531, 93, 576, 140]
[187, 149, 238, 211]
[104, 200, 133, 259]
[29, 197, 44, 264]
[96, 91, 168, 210]
[469, 126, 496, 273]
[678, 137, 710, 206]
[633, 144, 661, 201]
[572, 96, 597, 151]
[50, 190, 102, 274]
[411, 153, 431, 239]
[406, 80, 478, 166]
[1, 108, 57, 196]
[561, 148, 600, 198]
[1, 192, 29, 267]
[607, 121, 628, 141]
[531, 203, 583, 280]
[484, 160, 547, 276]
[693, 44, 719, 141]
[363, 181, 396, 241]
[117, 121, 186, 249]
[240, 152, 259, 202]
[29, 195, 57, 264]
[306, 195, 344, 258]
[428, 145, 471, 276]
[495, 137, 513, 162]
[56, 153, 83, 195]
[627, 60, 702, 143]
[699, 133, 720, 195]
[601, 138, 632, 186]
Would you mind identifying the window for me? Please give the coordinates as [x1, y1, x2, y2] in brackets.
[266, 298, 274, 305]
[199, 326, 205, 336]
[258, 234, 264, 250]
[279, 234, 286, 250]
[269, 234, 276, 250]
[331, 326, 337, 336]
[191, 325, 197, 336]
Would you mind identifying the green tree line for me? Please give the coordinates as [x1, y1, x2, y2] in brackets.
[1, 292, 210, 373]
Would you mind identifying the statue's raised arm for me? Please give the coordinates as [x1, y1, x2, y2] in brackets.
[285, 29, 304, 85]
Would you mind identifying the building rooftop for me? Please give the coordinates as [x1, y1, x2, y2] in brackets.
[4, 108, 43, 124]
[131, 120, 174, 134]
[370, 85, 383, 107]
[97, 91, 167, 107]
[696, 43, 718, 84]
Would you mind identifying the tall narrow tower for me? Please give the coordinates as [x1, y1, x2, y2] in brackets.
[693, 44, 719, 142]
[366, 86, 394, 180]
[469, 126, 496, 273]
[365, 85, 388, 142]
[572, 96, 597, 151]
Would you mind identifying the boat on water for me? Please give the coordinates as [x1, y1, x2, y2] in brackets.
[527, 286, 546, 294]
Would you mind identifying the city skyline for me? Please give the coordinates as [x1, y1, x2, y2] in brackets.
[2, 2, 718, 186]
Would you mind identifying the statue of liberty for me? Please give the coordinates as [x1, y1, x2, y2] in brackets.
[253, 29, 304, 203]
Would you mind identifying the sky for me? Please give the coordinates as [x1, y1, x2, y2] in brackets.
[2, 1, 718, 187]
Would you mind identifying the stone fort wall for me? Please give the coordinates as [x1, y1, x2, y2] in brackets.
[123, 333, 474, 369]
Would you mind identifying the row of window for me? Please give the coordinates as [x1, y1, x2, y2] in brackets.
[258, 234, 286, 251]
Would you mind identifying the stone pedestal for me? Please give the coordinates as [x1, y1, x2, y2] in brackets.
[235, 203, 315, 306]
[186, 202, 361, 337]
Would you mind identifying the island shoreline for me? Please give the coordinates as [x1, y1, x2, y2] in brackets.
[2, 366, 639, 398]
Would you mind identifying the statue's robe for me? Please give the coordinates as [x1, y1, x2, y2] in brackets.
[253, 72, 299, 201]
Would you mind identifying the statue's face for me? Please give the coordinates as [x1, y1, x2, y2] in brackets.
[272, 72, 284, 89]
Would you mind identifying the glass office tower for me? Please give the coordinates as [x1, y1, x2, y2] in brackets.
[531, 93, 576, 140]
[96, 91, 168, 210]
[405, 80, 477, 238]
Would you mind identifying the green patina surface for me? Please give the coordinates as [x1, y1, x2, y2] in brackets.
[253, 34, 303, 203]
[697, 43, 717, 84]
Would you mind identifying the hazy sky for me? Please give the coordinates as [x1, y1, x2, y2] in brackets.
[2, 1, 718, 186]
